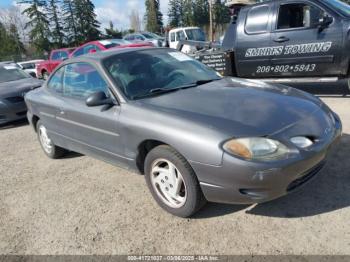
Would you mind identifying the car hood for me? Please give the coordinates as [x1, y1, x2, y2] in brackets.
[0, 78, 43, 98]
[137, 78, 324, 137]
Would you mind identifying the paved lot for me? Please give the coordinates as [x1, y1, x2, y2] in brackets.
[0, 97, 349, 255]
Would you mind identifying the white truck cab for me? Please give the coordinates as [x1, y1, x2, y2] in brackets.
[168, 27, 206, 53]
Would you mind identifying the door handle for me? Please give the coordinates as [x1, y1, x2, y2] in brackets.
[59, 109, 65, 115]
[273, 36, 290, 43]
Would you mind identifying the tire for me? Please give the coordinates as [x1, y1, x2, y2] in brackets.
[36, 120, 66, 159]
[144, 145, 207, 217]
[42, 71, 49, 80]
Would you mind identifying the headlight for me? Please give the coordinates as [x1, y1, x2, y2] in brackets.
[223, 137, 290, 161]
[290, 136, 313, 148]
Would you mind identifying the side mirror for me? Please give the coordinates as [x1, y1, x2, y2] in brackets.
[317, 16, 333, 30]
[86, 91, 115, 108]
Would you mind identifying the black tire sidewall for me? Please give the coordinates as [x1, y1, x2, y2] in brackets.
[144, 145, 206, 217]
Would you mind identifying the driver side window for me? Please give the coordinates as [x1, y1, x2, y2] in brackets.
[277, 3, 326, 29]
[62, 63, 110, 100]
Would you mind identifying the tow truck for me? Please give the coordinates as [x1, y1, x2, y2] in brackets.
[178, 0, 350, 94]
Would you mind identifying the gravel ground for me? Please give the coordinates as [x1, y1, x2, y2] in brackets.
[0, 97, 349, 255]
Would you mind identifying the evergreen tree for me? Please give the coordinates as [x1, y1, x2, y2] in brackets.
[168, 0, 181, 28]
[105, 21, 122, 39]
[145, 0, 163, 33]
[0, 22, 25, 61]
[192, 0, 209, 27]
[18, 0, 51, 52]
[47, 0, 64, 47]
[62, 0, 78, 45]
[74, 0, 100, 43]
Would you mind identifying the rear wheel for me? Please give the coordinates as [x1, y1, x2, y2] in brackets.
[42, 71, 49, 80]
[144, 145, 206, 217]
[37, 120, 66, 158]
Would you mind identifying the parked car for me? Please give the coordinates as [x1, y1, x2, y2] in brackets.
[70, 39, 154, 58]
[124, 32, 165, 47]
[25, 48, 342, 217]
[17, 59, 44, 78]
[0, 62, 43, 125]
[36, 48, 76, 79]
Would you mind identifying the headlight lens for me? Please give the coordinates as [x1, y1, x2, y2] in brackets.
[223, 137, 290, 161]
[290, 136, 313, 148]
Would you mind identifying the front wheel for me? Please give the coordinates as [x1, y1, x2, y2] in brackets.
[37, 120, 66, 159]
[144, 145, 206, 217]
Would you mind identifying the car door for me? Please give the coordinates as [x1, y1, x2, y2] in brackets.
[269, 0, 343, 77]
[40, 66, 67, 141]
[56, 62, 126, 164]
[235, 3, 274, 77]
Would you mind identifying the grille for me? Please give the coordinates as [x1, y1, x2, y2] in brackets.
[287, 161, 326, 192]
[5, 96, 24, 103]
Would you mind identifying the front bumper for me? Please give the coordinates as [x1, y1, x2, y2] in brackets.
[0, 101, 27, 125]
[192, 114, 342, 205]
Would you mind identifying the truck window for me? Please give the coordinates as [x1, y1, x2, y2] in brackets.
[51, 51, 60, 60]
[170, 33, 175, 42]
[277, 3, 326, 30]
[176, 31, 186, 41]
[245, 5, 270, 34]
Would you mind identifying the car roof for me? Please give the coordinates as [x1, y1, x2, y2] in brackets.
[64, 46, 157, 64]
[18, 59, 44, 64]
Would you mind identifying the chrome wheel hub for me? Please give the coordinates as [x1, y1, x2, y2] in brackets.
[150, 159, 187, 208]
[39, 125, 53, 154]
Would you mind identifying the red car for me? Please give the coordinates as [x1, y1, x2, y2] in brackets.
[69, 39, 154, 58]
[36, 48, 76, 79]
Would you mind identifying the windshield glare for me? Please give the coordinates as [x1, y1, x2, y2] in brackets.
[0, 66, 30, 83]
[104, 49, 221, 99]
[185, 29, 206, 41]
[324, 0, 350, 16]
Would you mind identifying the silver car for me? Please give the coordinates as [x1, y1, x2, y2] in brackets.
[25, 48, 342, 217]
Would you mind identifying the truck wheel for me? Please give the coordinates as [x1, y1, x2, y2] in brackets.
[37, 120, 66, 159]
[42, 71, 49, 80]
[144, 145, 207, 217]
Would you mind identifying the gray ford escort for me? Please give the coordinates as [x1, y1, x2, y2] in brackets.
[25, 48, 342, 217]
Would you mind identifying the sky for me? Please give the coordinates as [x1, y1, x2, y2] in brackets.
[0, 0, 170, 30]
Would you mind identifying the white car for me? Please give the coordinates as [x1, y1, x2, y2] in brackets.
[17, 60, 44, 78]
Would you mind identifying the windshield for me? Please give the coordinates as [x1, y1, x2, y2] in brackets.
[185, 29, 206, 41]
[324, 0, 350, 17]
[104, 49, 221, 100]
[0, 65, 30, 83]
[141, 33, 157, 39]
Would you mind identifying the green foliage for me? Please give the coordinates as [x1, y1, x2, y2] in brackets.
[0, 22, 25, 61]
[145, 0, 163, 33]
[18, 0, 51, 51]
[62, 0, 78, 45]
[105, 21, 122, 39]
[47, 0, 64, 47]
[74, 0, 101, 43]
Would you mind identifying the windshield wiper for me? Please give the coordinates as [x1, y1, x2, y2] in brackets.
[131, 78, 221, 100]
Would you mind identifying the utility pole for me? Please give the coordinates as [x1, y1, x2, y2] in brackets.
[209, 0, 214, 42]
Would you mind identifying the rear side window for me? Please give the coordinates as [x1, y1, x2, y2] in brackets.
[51, 51, 69, 60]
[245, 5, 270, 34]
[47, 67, 64, 93]
[51, 52, 60, 60]
[72, 48, 84, 57]
[62, 63, 109, 100]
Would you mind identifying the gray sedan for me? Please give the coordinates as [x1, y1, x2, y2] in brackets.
[25, 48, 342, 217]
[0, 63, 43, 125]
